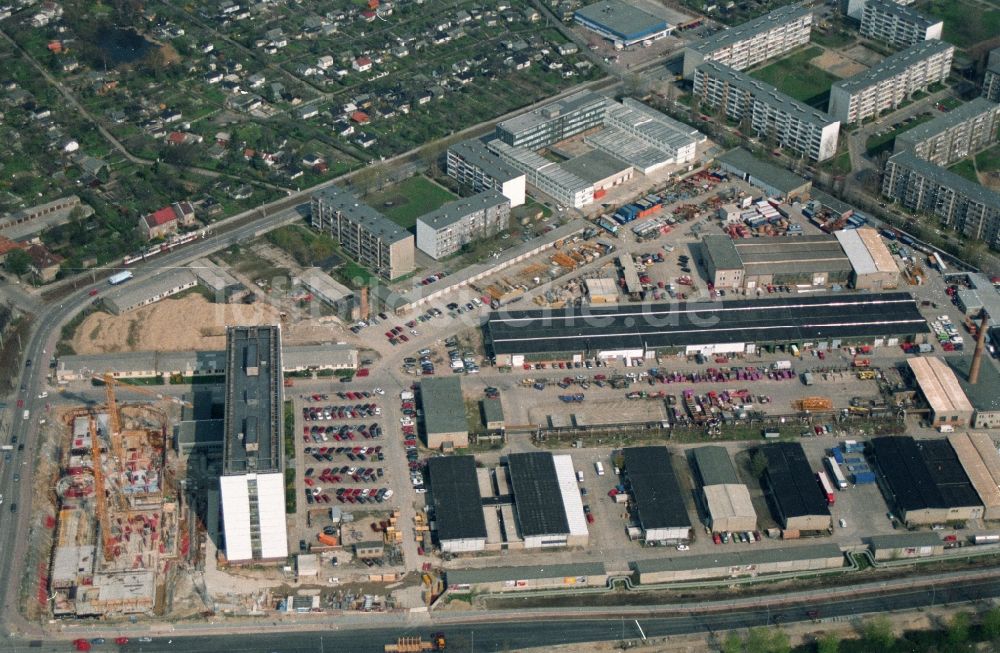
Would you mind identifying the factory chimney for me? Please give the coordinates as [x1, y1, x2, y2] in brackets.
[968, 314, 989, 384]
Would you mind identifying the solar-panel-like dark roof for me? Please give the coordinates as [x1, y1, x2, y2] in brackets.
[760, 442, 830, 520]
[507, 453, 570, 537]
[623, 447, 692, 530]
[428, 456, 488, 542]
[871, 437, 982, 512]
[484, 293, 928, 356]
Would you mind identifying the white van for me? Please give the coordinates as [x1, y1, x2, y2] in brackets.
[576, 470, 584, 483]
[595, 462, 605, 476]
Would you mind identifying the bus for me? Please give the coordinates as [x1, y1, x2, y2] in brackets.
[817, 471, 835, 505]
[825, 456, 848, 490]
[931, 252, 947, 272]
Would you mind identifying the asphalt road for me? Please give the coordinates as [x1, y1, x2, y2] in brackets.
[5, 574, 1000, 652]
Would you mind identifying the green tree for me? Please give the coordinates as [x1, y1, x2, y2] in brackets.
[947, 611, 970, 646]
[816, 632, 839, 653]
[750, 450, 769, 478]
[4, 249, 31, 276]
[721, 631, 743, 653]
[982, 607, 1000, 639]
[746, 627, 771, 653]
[862, 616, 894, 650]
[768, 629, 790, 653]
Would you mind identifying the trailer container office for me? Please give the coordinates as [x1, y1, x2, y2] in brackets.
[108, 271, 134, 285]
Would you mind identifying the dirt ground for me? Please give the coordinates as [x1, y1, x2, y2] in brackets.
[71, 294, 345, 354]
[811, 50, 867, 78]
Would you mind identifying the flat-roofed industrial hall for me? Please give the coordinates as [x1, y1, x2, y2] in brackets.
[485, 292, 929, 361]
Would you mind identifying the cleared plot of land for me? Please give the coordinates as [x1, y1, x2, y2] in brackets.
[70, 294, 334, 354]
[811, 49, 867, 79]
[919, 0, 1000, 48]
[748, 46, 840, 109]
[365, 175, 457, 230]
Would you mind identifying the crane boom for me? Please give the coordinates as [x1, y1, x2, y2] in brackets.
[89, 415, 115, 562]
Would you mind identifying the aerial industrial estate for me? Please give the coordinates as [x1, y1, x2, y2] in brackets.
[3, 0, 1000, 651]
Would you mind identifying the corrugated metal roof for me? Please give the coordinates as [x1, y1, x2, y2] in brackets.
[428, 456, 488, 542]
[421, 377, 468, 436]
[624, 446, 692, 530]
[835, 229, 878, 276]
[553, 454, 589, 537]
[868, 532, 943, 550]
[508, 453, 571, 537]
[947, 433, 1000, 510]
[703, 484, 756, 521]
[760, 442, 830, 520]
[691, 446, 741, 486]
[716, 148, 813, 195]
[908, 356, 974, 416]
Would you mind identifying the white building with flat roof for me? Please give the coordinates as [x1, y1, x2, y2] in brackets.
[829, 40, 954, 125]
[446, 139, 526, 208]
[682, 5, 813, 79]
[860, 0, 942, 50]
[693, 62, 840, 162]
[488, 139, 595, 208]
[416, 190, 511, 259]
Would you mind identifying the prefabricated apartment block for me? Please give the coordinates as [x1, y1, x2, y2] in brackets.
[310, 185, 415, 280]
[860, 0, 942, 50]
[828, 40, 954, 125]
[893, 97, 1000, 167]
[692, 61, 840, 161]
[415, 190, 511, 259]
[681, 5, 813, 79]
[446, 138, 526, 208]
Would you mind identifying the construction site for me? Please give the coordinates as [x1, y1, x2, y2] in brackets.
[47, 375, 188, 618]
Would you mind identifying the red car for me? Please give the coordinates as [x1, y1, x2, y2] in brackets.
[115, 637, 129, 645]
[586, 513, 595, 524]
[73, 640, 92, 652]
[88, 288, 99, 297]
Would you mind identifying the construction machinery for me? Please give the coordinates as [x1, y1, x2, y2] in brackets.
[796, 397, 833, 411]
[89, 415, 116, 562]
[384, 632, 445, 652]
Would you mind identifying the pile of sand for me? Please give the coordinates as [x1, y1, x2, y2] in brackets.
[70, 294, 346, 354]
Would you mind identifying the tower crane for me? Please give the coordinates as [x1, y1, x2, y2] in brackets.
[88, 414, 116, 562]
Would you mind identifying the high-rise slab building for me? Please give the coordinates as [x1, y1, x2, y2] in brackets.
[860, 0, 942, 50]
[894, 97, 1000, 167]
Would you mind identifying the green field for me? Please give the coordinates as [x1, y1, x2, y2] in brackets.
[366, 175, 457, 230]
[949, 159, 980, 183]
[919, 0, 1000, 48]
[975, 145, 1000, 173]
[748, 46, 840, 109]
[823, 151, 853, 176]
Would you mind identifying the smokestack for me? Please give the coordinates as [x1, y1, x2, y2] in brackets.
[969, 314, 990, 384]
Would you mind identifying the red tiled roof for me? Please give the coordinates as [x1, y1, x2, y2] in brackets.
[0, 236, 27, 257]
[351, 111, 369, 123]
[26, 243, 64, 267]
[167, 131, 186, 145]
[356, 56, 372, 66]
[145, 206, 177, 228]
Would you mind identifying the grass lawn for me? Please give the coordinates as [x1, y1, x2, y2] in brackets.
[822, 151, 853, 176]
[949, 159, 980, 183]
[919, 0, 1000, 48]
[865, 114, 936, 156]
[365, 175, 457, 230]
[748, 46, 839, 109]
[511, 198, 552, 223]
[975, 145, 1000, 173]
[811, 29, 855, 49]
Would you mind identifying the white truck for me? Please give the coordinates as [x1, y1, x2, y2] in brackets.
[107, 270, 134, 285]
[773, 360, 792, 371]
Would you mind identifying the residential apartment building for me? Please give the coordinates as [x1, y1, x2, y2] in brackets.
[416, 190, 511, 259]
[894, 97, 1000, 166]
[692, 62, 840, 161]
[446, 139, 527, 207]
[842, 0, 916, 22]
[139, 201, 196, 241]
[488, 139, 595, 208]
[494, 90, 608, 150]
[681, 6, 813, 79]
[983, 48, 1000, 102]
[828, 40, 954, 124]
[860, 0, 942, 50]
[883, 150, 1000, 248]
[310, 186, 414, 280]
[219, 326, 288, 563]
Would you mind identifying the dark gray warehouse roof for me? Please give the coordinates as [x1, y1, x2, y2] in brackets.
[716, 147, 812, 196]
[421, 377, 468, 435]
[691, 446, 740, 486]
[870, 437, 982, 512]
[428, 456, 488, 542]
[623, 447, 691, 530]
[484, 293, 928, 356]
[507, 453, 570, 537]
[446, 562, 606, 586]
[760, 442, 830, 520]
[632, 543, 843, 574]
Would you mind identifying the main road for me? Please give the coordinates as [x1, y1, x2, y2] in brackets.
[4, 573, 1000, 651]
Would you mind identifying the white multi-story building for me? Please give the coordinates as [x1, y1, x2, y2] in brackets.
[488, 139, 595, 208]
[883, 150, 1000, 249]
[692, 62, 841, 162]
[842, 0, 916, 21]
[416, 190, 511, 259]
[446, 139, 526, 207]
[682, 5, 813, 79]
[494, 90, 609, 150]
[860, 0, 942, 49]
[219, 326, 289, 564]
[983, 48, 1000, 103]
[828, 40, 954, 125]
[600, 98, 702, 165]
[894, 97, 1000, 167]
